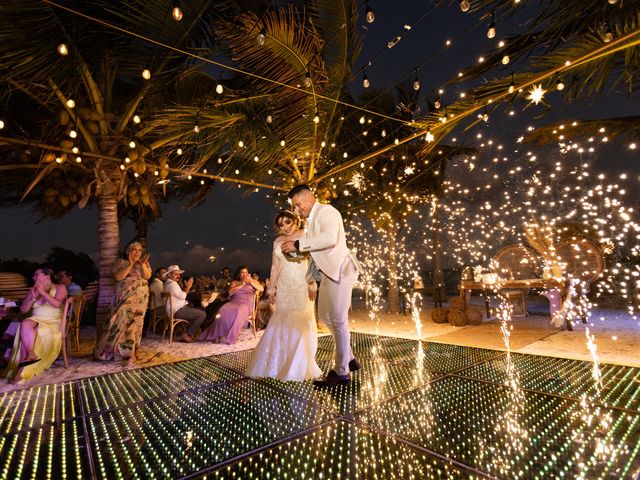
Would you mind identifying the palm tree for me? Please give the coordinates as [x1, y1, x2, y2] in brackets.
[0, 0, 242, 330]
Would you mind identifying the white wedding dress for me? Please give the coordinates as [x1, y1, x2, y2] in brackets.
[246, 242, 322, 381]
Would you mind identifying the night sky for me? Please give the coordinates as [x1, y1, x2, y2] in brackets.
[1, 1, 637, 277]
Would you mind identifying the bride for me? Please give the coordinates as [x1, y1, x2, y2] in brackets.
[246, 210, 322, 381]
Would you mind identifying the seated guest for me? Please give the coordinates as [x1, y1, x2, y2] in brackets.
[56, 270, 83, 296]
[163, 265, 206, 342]
[214, 267, 232, 292]
[200, 265, 263, 344]
[2, 267, 68, 384]
[145, 266, 166, 335]
[148, 267, 166, 309]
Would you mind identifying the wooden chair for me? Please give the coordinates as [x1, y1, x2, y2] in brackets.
[60, 295, 84, 368]
[555, 238, 605, 328]
[161, 292, 190, 344]
[493, 244, 540, 317]
[246, 291, 259, 338]
[148, 291, 165, 338]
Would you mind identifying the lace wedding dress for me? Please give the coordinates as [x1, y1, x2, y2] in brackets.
[246, 242, 322, 381]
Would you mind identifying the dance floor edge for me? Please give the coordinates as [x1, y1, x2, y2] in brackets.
[0, 332, 639, 479]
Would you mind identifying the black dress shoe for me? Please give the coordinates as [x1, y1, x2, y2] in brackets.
[313, 370, 350, 388]
[348, 357, 361, 372]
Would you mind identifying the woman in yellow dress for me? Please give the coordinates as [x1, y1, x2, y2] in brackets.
[3, 267, 68, 383]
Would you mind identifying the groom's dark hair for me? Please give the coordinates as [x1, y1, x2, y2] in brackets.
[287, 184, 312, 199]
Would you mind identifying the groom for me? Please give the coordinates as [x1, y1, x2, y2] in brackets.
[282, 185, 361, 387]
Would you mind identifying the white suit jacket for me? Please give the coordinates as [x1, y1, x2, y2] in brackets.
[297, 201, 359, 282]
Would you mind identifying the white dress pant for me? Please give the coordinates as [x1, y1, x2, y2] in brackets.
[317, 258, 357, 376]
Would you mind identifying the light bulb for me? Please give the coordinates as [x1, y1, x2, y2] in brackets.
[238, 140, 244, 147]
[608, 0, 617, 4]
[425, 130, 434, 142]
[434, 99, 441, 109]
[57, 43, 68, 56]
[304, 71, 311, 87]
[69, 129, 77, 138]
[556, 79, 565, 91]
[257, 26, 267, 46]
[487, 25, 496, 39]
[193, 124, 200, 133]
[216, 83, 223, 94]
[172, 6, 183, 21]
[459, 0, 470, 12]
[280, 138, 285, 147]
[66, 99, 75, 109]
[129, 141, 136, 148]
[0, 120, 4, 129]
[365, 5, 375, 23]
[413, 76, 420, 91]
[359, 115, 365, 124]
[501, 54, 510, 65]
[313, 112, 320, 124]
[381, 129, 386, 137]
[603, 30, 613, 43]
[362, 72, 369, 88]
[72, 147, 79, 154]
[142, 69, 151, 80]
[133, 115, 141, 124]
[509, 82, 515, 93]
[266, 114, 273, 123]
[177, 148, 183, 155]
[75, 156, 82, 163]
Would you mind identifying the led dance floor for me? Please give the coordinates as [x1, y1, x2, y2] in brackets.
[1, 332, 639, 479]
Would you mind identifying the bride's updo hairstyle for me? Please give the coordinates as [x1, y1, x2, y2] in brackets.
[275, 209, 302, 234]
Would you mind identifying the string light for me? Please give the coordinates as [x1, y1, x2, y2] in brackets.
[313, 111, 320, 123]
[425, 129, 434, 142]
[280, 138, 285, 147]
[365, 1, 375, 23]
[142, 68, 151, 80]
[57, 43, 68, 56]
[362, 70, 370, 88]
[172, 2, 183, 21]
[133, 115, 141, 124]
[257, 25, 267, 46]
[128, 141, 136, 148]
[66, 99, 75, 108]
[0, 120, 4, 129]
[69, 129, 77, 138]
[194, 110, 200, 133]
[216, 82, 224, 94]
[304, 70, 311, 88]
[508, 74, 515, 94]
[413, 68, 420, 91]
[459, 0, 470, 12]
[487, 11, 496, 39]
[502, 54, 510, 65]
[603, 26, 613, 43]
[556, 76, 565, 91]
[266, 114, 273, 123]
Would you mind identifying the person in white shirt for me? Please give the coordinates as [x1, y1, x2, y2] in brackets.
[162, 265, 206, 342]
[148, 267, 166, 310]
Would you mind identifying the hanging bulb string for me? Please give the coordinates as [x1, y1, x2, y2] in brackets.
[340, 14, 484, 131]
[315, 26, 640, 183]
[354, 4, 438, 77]
[43, 0, 410, 127]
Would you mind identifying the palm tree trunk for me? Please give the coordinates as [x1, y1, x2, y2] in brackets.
[385, 223, 402, 314]
[96, 192, 120, 336]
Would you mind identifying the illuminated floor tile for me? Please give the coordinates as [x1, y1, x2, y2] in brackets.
[80, 357, 241, 414]
[261, 359, 432, 415]
[358, 376, 640, 480]
[87, 379, 334, 479]
[0, 382, 79, 434]
[208, 349, 254, 374]
[455, 353, 640, 411]
[202, 419, 482, 479]
[0, 418, 88, 478]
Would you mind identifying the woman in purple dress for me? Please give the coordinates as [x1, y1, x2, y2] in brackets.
[200, 265, 263, 344]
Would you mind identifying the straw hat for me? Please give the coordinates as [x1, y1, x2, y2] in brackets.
[164, 265, 185, 279]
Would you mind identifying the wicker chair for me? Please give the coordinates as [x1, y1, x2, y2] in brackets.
[493, 244, 540, 317]
[555, 238, 604, 328]
[161, 292, 190, 344]
[60, 295, 85, 368]
[147, 291, 165, 338]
